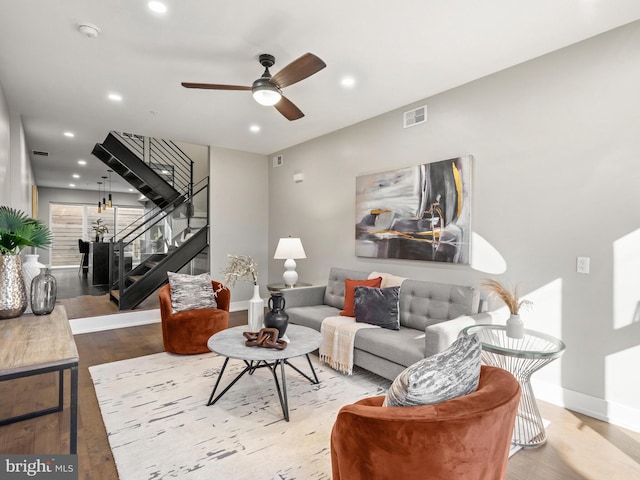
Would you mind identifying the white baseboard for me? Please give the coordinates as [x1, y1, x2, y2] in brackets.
[70, 302, 248, 335]
[70, 309, 162, 335]
[532, 379, 640, 433]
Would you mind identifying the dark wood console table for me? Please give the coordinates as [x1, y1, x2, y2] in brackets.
[0, 305, 79, 454]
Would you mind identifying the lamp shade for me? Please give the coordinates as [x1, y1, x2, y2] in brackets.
[274, 237, 306, 260]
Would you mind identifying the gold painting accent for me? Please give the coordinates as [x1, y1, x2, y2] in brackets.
[355, 156, 472, 263]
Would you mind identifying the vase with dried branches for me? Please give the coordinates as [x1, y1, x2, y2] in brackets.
[481, 279, 532, 339]
[222, 254, 263, 332]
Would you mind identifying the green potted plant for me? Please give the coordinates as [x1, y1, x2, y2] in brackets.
[0, 206, 53, 319]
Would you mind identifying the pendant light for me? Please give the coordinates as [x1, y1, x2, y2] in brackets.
[107, 169, 113, 208]
[97, 181, 102, 213]
[101, 176, 107, 211]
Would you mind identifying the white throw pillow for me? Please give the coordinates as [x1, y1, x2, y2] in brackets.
[383, 334, 481, 407]
[368, 271, 406, 289]
[167, 272, 217, 313]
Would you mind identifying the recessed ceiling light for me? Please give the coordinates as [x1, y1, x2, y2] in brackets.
[128, 188, 134, 192]
[64, 131, 75, 138]
[108, 93, 123, 102]
[148, 1, 168, 13]
[249, 125, 261, 133]
[78, 159, 87, 165]
[72, 174, 80, 179]
[69, 183, 76, 187]
[341, 76, 356, 88]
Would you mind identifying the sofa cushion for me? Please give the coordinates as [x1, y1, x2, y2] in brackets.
[354, 326, 425, 368]
[354, 286, 400, 330]
[167, 272, 217, 313]
[324, 268, 371, 309]
[398, 279, 479, 330]
[340, 277, 382, 317]
[383, 333, 481, 407]
[287, 305, 341, 331]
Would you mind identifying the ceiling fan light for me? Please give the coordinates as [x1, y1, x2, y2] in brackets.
[252, 80, 282, 106]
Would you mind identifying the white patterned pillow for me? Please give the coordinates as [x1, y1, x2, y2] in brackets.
[167, 272, 217, 313]
[383, 333, 481, 407]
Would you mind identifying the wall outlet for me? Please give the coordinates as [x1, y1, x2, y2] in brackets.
[577, 256, 590, 274]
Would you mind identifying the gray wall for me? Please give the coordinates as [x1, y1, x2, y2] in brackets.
[0, 82, 33, 214]
[268, 22, 640, 428]
[210, 146, 269, 303]
[0, 82, 9, 207]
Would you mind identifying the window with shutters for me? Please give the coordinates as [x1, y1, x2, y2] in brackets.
[49, 203, 144, 267]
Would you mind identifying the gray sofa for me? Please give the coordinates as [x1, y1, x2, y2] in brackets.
[281, 267, 490, 381]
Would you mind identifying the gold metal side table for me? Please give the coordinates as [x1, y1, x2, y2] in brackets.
[461, 324, 565, 447]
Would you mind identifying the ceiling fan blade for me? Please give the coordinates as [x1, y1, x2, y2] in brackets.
[271, 53, 326, 89]
[181, 82, 251, 91]
[275, 96, 305, 121]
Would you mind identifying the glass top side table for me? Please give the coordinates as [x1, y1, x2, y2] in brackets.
[461, 324, 566, 447]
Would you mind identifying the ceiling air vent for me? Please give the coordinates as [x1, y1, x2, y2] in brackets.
[32, 150, 49, 157]
[403, 105, 427, 128]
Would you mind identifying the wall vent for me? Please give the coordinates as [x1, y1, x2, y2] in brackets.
[403, 105, 427, 128]
[272, 154, 284, 167]
[32, 150, 49, 157]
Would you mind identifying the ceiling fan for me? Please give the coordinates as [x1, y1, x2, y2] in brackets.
[181, 52, 326, 121]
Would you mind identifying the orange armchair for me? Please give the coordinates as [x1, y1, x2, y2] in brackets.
[159, 280, 230, 354]
[331, 365, 521, 480]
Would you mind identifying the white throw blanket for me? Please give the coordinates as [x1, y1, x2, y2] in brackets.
[319, 316, 379, 374]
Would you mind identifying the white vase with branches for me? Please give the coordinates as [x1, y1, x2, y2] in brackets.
[222, 254, 263, 332]
[481, 279, 532, 339]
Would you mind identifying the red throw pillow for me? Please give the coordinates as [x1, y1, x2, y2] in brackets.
[340, 277, 382, 317]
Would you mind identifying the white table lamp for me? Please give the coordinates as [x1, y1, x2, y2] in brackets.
[274, 237, 306, 287]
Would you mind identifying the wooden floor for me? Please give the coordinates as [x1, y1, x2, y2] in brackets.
[53, 267, 160, 319]
[1, 307, 638, 479]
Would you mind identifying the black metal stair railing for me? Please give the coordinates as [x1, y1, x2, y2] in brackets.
[92, 131, 194, 209]
[109, 178, 210, 310]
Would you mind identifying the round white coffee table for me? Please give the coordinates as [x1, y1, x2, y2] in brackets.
[207, 324, 322, 421]
[461, 324, 566, 447]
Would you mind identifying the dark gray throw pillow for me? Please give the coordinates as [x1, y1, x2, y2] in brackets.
[354, 285, 400, 330]
[167, 271, 217, 313]
[383, 333, 481, 407]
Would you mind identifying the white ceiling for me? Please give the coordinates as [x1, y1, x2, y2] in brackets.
[2, 0, 640, 193]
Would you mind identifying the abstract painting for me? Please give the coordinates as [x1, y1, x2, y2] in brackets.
[355, 156, 472, 264]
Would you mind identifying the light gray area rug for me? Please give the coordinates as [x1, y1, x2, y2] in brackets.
[90, 352, 391, 480]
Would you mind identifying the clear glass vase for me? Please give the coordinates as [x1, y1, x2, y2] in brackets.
[30, 267, 57, 315]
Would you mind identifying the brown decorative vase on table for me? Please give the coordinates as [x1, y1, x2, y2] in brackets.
[0, 254, 28, 319]
[263, 292, 289, 339]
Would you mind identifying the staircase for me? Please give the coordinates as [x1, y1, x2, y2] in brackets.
[91, 131, 209, 310]
[92, 131, 193, 209]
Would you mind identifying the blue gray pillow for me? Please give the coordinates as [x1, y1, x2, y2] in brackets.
[383, 333, 481, 407]
[167, 272, 217, 313]
[354, 285, 400, 330]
